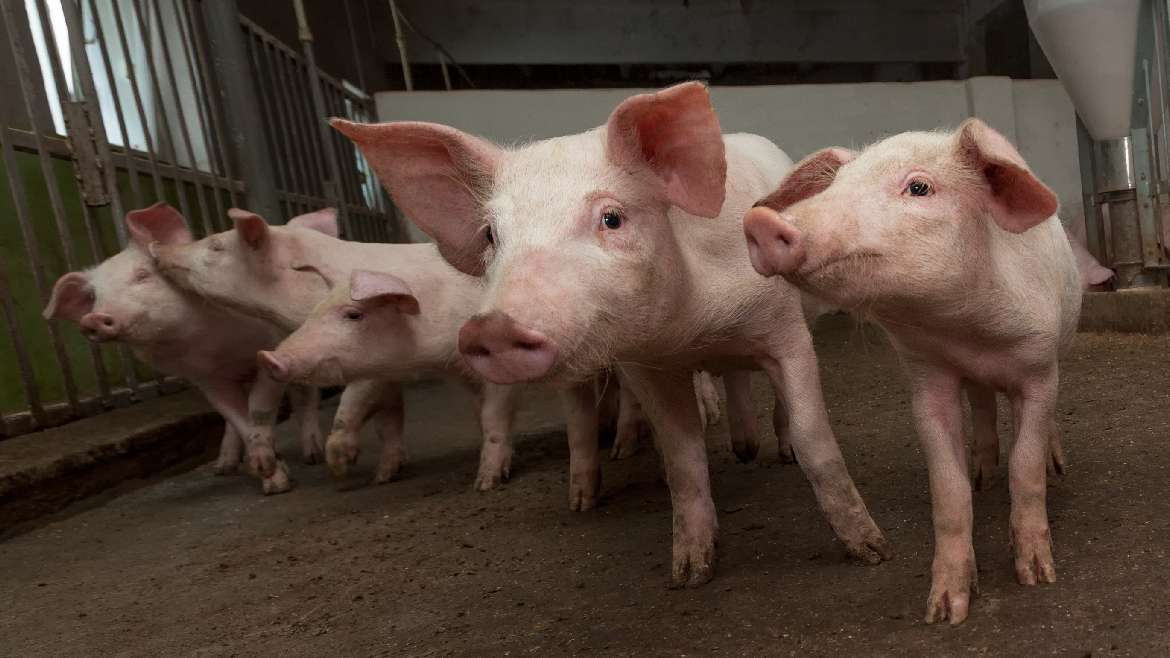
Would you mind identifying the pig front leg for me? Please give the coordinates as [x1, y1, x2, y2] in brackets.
[760, 324, 889, 564]
[723, 370, 761, 462]
[1008, 370, 1059, 587]
[288, 385, 324, 465]
[213, 422, 243, 475]
[372, 383, 406, 484]
[243, 370, 286, 478]
[611, 375, 646, 459]
[621, 365, 717, 588]
[561, 381, 601, 511]
[771, 395, 794, 464]
[967, 384, 999, 491]
[199, 378, 292, 495]
[474, 382, 517, 491]
[910, 368, 976, 625]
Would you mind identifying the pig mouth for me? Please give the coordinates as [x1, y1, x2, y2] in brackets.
[798, 251, 881, 281]
[306, 358, 347, 387]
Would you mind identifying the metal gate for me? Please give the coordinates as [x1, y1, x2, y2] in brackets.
[0, 0, 395, 438]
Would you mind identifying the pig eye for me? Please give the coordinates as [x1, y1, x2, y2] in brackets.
[601, 208, 624, 230]
[342, 308, 363, 321]
[905, 179, 933, 197]
[209, 238, 224, 252]
[484, 226, 494, 245]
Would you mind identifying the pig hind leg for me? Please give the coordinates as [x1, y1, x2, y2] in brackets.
[288, 385, 324, 464]
[474, 382, 518, 491]
[561, 381, 601, 511]
[723, 370, 761, 462]
[213, 422, 243, 475]
[372, 383, 406, 484]
[772, 394, 794, 464]
[967, 383, 1000, 491]
[621, 365, 717, 588]
[611, 374, 649, 459]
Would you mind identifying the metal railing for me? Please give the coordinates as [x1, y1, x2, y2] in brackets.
[0, 0, 396, 439]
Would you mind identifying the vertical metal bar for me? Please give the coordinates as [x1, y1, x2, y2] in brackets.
[108, 0, 170, 202]
[342, 0, 365, 91]
[2, 0, 89, 414]
[388, 0, 413, 91]
[242, 30, 291, 217]
[64, 1, 136, 400]
[439, 52, 452, 91]
[284, 55, 327, 199]
[268, 45, 311, 203]
[86, 0, 145, 210]
[0, 224, 47, 427]
[200, 0, 281, 220]
[292, 0, 356, 238]
[141, 0, 215, 235]
[182, 0, 241, 211]
[169, 0, 226, 229]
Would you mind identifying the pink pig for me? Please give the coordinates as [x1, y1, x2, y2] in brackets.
[42, 204, 322, 494]
[333, 82, 888, 587]
[743, 119, 1083, 624]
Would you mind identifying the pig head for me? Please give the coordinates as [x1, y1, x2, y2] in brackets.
[44, 203, 196, 346]
[333, 82, 729, 384]
[151, 207, 339, 331]
[259, 270, 421, 386]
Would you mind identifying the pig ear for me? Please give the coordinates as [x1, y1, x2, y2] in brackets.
[228, 208, 270, 249]
[956, 118, 1058, 233]
[349, 269, 420, 315]
[288, 207, 339, 238]
[754, 147, 856, 212]
[125, 203, 191, 248]
[605, 82, 726, 218]
[43, 272, 94, 321]
[331, 119, 499, 275]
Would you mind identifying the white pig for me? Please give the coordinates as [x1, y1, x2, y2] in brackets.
[42, 204, 322, 494]
[333, 82, 888, 588]
[742, 119, 1081, 624]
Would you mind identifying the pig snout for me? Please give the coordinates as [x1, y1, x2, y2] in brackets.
[257, 350, 291, 383]
[744, 206, 807, 277]
[79, 313, 120, 342]
[459, 311, 557, 384]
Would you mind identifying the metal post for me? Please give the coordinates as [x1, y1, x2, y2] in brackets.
[201, 0, 281, 221]
[292, 0, 355, 238]
[388, 0, 413, 91]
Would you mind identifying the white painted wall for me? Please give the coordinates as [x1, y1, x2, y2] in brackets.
[376, 77, 1081, 242]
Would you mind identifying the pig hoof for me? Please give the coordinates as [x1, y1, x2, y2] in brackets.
[373, 466, 401, 485]
[925, 553, 978, 625]
[212, 461, 239, 476]
[261, 462, 293, 496]
[374, 453, 405, 484]
[325, 440, 359, 479]
[474, 469, 507, 491]
[303, 450, 323, 466]
[609, 432, 640, 460]
[776, 443, 797, 465]
[1047, 450, 1067, 478]
[567, 468, 601, 512]
[248, 447, 279, 479]
[972, 463, 998, 491]
[1012, 527, 1057, 585]
[731, 440, 759, 463]
[924, 586, 972, 626]
[845, 531, 892, 565]
[669, 538, 717, 589]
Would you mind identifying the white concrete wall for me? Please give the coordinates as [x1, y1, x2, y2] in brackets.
[376, 77, 1081, 243]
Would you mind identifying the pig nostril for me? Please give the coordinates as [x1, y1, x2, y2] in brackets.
[102, 317, 115, 327]
[515, 340, 543, 351]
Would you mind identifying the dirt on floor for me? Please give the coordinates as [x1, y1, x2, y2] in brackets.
[1, 315, 1169, 657]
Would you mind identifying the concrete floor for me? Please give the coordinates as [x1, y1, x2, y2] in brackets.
[1, 317, 1169, 657]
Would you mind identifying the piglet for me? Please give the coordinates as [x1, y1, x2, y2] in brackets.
[43, 204, 322, 494]
[333, 82, 887, 588]
[743, 119, 1081, 624]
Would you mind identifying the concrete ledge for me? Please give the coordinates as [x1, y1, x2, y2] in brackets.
[0, 392, 222, 536]
[1079, 289, 1170, 334]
